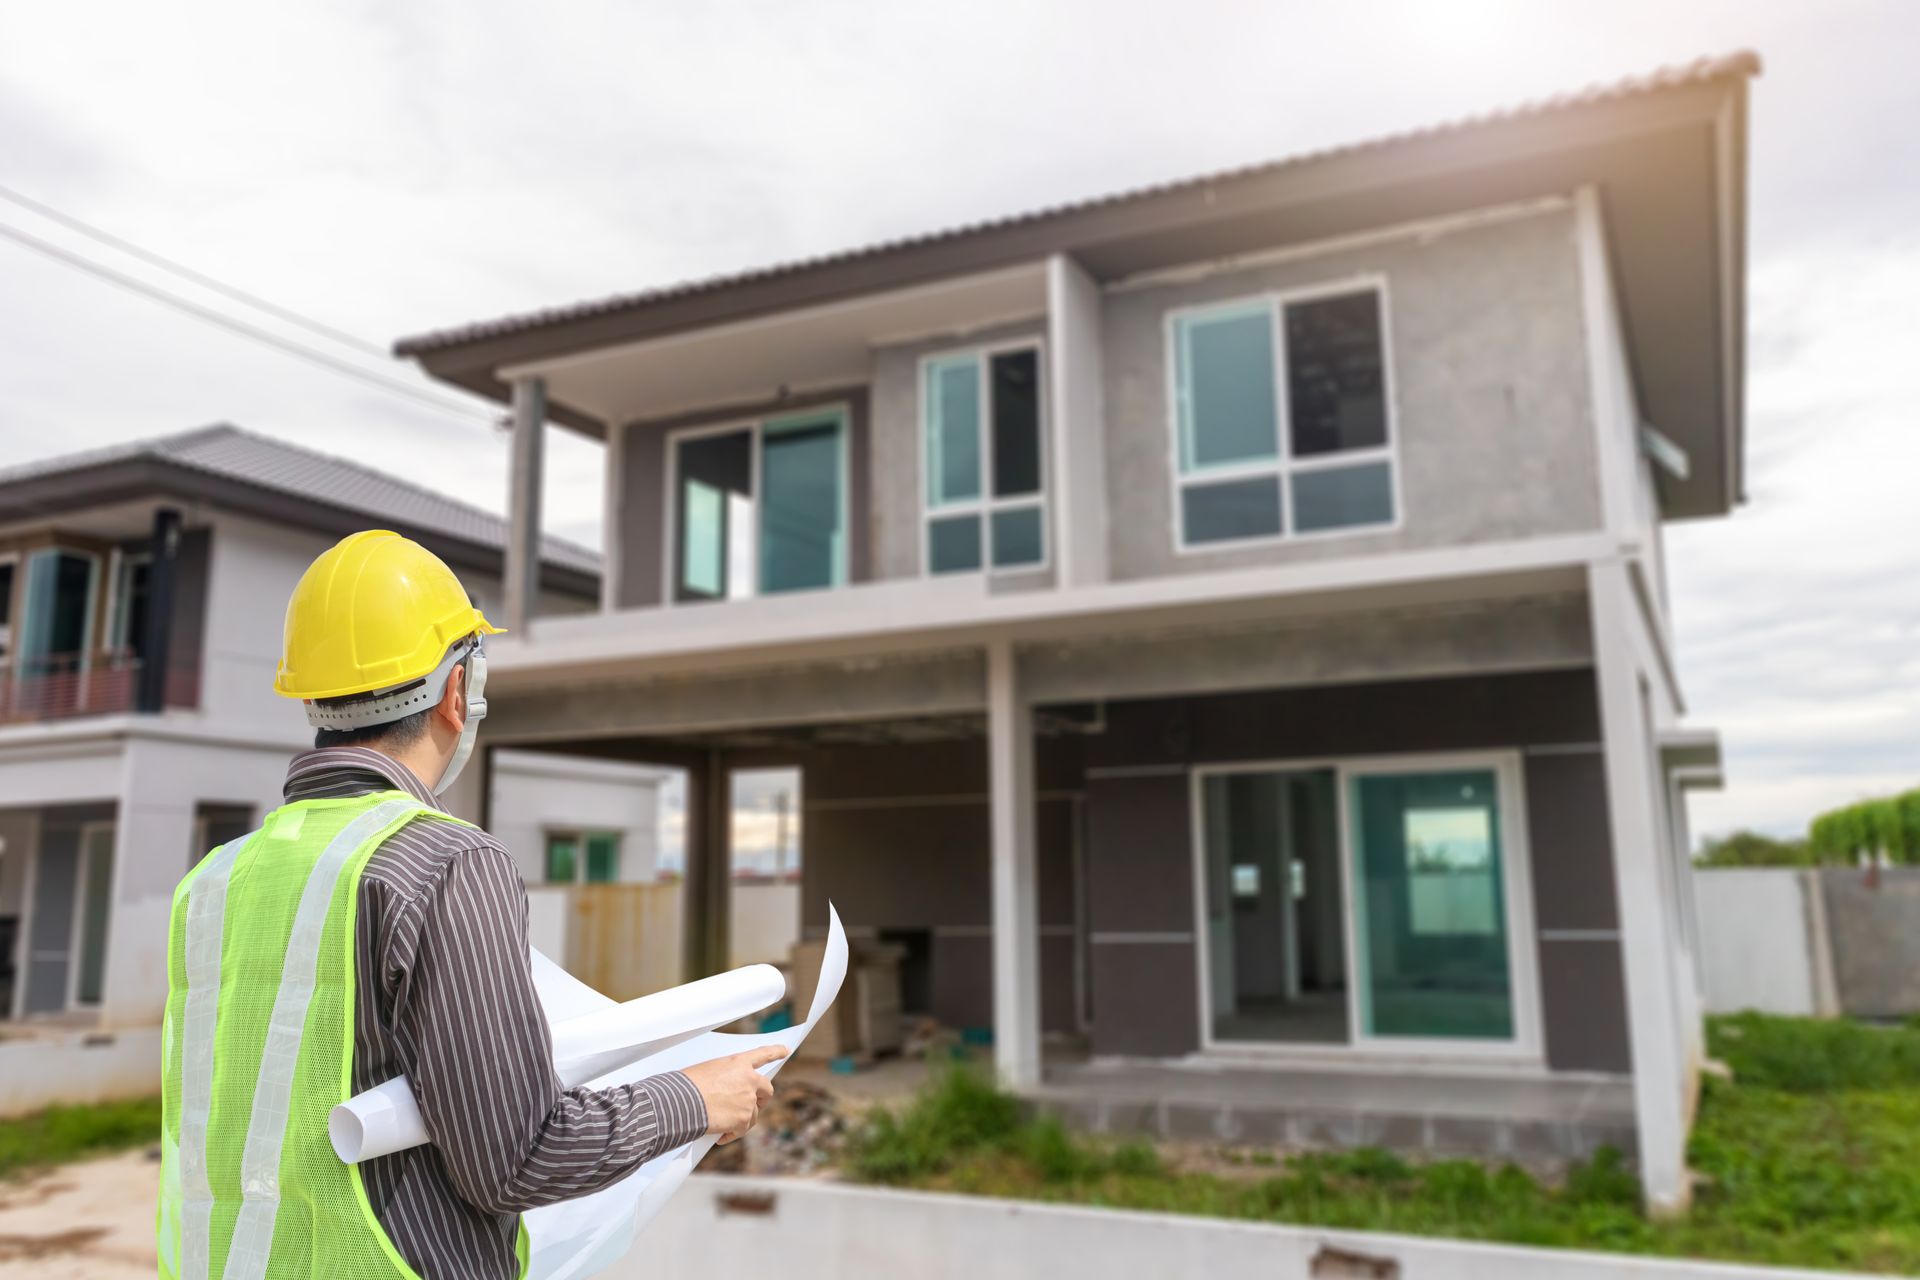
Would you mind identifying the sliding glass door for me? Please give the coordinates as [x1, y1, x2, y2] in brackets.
[1194, 753, 1535, 1056]
[672, 409, 847, 603]
[1347, 761, 1527, 1047]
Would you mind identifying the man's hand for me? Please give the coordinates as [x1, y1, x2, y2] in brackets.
[682, 1047, 788, 1144]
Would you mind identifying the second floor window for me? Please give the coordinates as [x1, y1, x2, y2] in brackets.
[923, 345, 1046, 574]
[18, 548, 99, 678]
[1171, 283, 1397, 550]
[671, 408, 848, 603]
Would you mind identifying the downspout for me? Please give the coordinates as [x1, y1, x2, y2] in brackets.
[137, 508, 181, 713]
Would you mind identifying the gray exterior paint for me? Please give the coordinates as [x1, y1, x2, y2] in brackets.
[1099, 206, 1602, 581]
[606, 210, 1601, 606]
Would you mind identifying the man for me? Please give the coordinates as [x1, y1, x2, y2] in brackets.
[157, 529, 781, 1279]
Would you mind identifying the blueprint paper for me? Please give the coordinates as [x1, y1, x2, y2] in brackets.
[330, 904, 848, 1280]
[521, 904, 848, 1280]
[328, 961, 786, 1164]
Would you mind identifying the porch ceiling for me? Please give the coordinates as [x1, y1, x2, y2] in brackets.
[501, 263, 1047, 429]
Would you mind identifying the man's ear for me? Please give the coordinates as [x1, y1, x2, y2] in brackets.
[435, 663, 467, 733]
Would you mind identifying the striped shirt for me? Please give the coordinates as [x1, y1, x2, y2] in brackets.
[284, 747, 707, 1278]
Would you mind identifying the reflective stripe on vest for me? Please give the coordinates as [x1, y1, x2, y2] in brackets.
[180, 833, 250, 1280]
[222, 798, 422, 1280]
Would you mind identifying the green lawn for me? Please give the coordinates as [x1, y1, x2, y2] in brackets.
[0, 1095, 164, 1180]
[843, 1014, 1920, 1274]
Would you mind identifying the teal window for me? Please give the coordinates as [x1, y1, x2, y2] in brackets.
[19, 549, 98, 679]
[547, 830, 622, 884]
[1172, 286, 1396, 548]
[585, 833, 621, 884]
[1348, 768, 1516, 1041]
[924, 346, 1047, 573]
[544, 834, 579, 883]
[672, 410, 847, 602]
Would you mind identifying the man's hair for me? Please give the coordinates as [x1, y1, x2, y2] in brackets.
[312, 641, 470, 751]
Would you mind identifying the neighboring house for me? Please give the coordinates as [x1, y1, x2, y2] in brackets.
[0, 424, 667, 1053]
[397, 55, 1754, 1211]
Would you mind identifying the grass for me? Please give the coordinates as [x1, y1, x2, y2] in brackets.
[842, 1015, 1920, 1274]
[0, 1096, 164, 1181]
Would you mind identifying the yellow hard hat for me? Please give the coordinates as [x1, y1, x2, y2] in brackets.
[274, 530, 501, 701]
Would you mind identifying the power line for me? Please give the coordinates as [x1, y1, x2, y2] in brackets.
[0, 182, 389, 358]
[0, 217, 496, 426]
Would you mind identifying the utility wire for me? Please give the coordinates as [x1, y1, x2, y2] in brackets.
[0, 181, 389, 358]
[0, 217, 495, 426]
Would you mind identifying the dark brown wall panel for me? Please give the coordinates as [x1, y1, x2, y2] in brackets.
[1537, 938, 1633, 1073]
[1085, 773, 1193, 934]
[1090, 944, 1199, 1057]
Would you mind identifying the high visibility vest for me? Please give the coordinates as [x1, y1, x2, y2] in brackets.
[156, 790, 529, 1280]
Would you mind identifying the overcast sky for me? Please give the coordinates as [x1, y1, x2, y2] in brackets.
[1, 0, 1915, 845]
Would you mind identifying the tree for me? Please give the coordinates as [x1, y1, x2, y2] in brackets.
[1694, 829, 1813, 868]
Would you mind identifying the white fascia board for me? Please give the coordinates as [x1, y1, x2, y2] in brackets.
[488, 531, 1614, 688]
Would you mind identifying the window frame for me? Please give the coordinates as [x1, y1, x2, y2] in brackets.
[543, 827, 624, 884]
[660, 404, 852, 607]
[1164, 275, 1403, 556]
[1187, 749, 1541, 1064]
[18, 545, 103, 679]
[917, 338, 1051, 578]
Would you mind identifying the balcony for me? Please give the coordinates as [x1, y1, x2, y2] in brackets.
[0, 651, 200, 725]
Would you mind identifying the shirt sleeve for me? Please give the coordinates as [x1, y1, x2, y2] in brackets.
[392, 840, 709, 1215]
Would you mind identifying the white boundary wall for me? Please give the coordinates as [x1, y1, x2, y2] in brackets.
[1695, 869, 1826, 1017]
[639, 1176, 1859, 1280]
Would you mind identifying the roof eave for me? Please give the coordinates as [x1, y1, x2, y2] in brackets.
[0, 455, 601, 599]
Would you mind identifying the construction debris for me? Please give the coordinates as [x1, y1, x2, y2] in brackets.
[697, 1081, 848, 1176]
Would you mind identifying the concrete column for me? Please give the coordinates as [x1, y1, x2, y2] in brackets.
[681, 750, 732, 979]
[1045, 253, 1109, 587]
[504, 377, 547, 632]
[1588, 559, 1689, 1215]
[987, 640, 1041, 1089]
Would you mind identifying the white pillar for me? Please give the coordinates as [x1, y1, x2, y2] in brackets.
[1589, 559, 1690, 1216]
[1045, 254, 1109, 587]
[987, 640, 1041, 1089]
[504, 377, 547, 632]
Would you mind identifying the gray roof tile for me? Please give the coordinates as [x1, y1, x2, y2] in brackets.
[0, 423, 600, 576]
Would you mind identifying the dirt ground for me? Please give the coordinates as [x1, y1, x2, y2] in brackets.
[0, 1148, 160, 1279]
[0, 1059, 912, 1278]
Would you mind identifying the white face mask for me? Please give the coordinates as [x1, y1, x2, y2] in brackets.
[434, 643, 488, 796]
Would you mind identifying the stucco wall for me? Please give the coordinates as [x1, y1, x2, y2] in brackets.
[1099, 205, 1601, 580]
[488, 748, 666, 885]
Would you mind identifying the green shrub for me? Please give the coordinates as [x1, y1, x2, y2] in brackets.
[843, 1064, 1022, 1184]
[0, 1097, 163, 1179]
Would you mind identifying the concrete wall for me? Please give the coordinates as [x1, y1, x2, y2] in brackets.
[639, 1176, 1859, 1280]
[601, 204, 1603, 606]
[489, 749, 666, 885]
[1818, 867, 1920, 1019]
[1076, 667, 1631, 1073]
[1099, 205, 1601, 581]
[1694, 868, 1823, 1017]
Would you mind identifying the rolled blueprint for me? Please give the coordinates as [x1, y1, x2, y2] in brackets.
[330, 954, 787, 1163]
[522, 904, 849, 1280]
